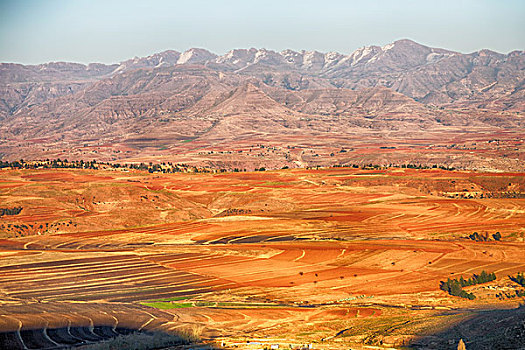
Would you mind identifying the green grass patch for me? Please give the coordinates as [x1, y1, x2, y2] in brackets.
[141, 302, 194, 309]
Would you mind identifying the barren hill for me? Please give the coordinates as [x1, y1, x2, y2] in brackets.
[0, 39, 523, 170]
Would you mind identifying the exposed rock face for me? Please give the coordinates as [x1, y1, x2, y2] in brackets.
[177, 48, 218, 65]
[0, 62, 118, 120]
[2, 39, 523, 120]
[0, 40, 523, 170]
[114, 50, 181, 73]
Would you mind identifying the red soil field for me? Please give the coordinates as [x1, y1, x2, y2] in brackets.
[0, 167, 524, 349]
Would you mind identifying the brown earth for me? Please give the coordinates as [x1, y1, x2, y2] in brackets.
[0, 167, 524, 349]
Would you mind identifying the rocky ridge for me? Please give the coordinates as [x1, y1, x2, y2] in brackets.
[0, 39, 523, 170]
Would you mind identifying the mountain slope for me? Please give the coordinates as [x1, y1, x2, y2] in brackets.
[2, 39, 523, 119]
[0, 40, 523, 170]
[0, 62, 118, 119]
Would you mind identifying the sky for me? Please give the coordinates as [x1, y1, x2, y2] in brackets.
[0, 0, 524, 64]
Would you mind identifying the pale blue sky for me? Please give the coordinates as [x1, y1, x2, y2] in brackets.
[0, 0, 523, 64]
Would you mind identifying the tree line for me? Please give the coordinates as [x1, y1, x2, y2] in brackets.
[1, 159, 460, 173]
[0, 207, 22, 217]
[440, 270, 496, 300]
[468, 231, 502, 242]
[0, 159, 212, 173]
[332, 163, 456, 171]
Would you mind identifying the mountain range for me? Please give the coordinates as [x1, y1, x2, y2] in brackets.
[0, 39, 523, 170]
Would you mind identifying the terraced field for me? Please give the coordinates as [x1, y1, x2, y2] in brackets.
[0, 301, 190, 349]
[0, 167, 524, 349]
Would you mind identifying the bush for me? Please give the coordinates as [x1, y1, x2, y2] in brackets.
[510, 272, 525, 287]
[0, 207, 22, 217]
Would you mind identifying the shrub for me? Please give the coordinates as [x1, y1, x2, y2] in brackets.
[510, 272, 525, 287]
[0, 207, 23, 217]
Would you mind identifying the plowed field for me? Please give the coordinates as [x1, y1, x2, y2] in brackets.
[0, 167, 523, 349]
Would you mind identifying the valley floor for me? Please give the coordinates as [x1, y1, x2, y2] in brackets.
[0, 167, 524, 349]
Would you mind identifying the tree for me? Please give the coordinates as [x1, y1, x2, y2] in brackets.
[510, 272, 525, 287]
[459, 276, 467, 287]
